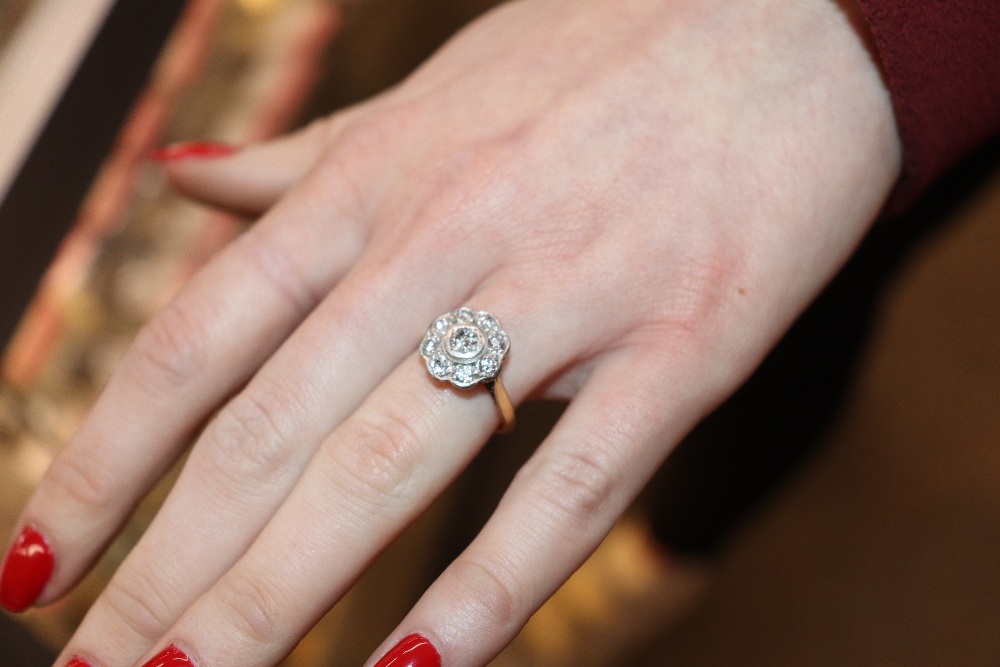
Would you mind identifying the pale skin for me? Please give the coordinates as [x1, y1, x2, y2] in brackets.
[11, 0, 900, 665]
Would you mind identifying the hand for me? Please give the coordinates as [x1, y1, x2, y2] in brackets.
[4, 0, 899, 665]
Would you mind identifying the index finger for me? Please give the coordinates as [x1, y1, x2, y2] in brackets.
[161, 115, 348, 217]
[0, 166, 367, 612]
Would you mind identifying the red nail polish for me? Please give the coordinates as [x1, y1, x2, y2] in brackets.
[0, 526, 54, 613]
[374, 634, 441, 667]
[66, 657, 95, 667]
[150, 141, 239, 162]
[142, 645, 195, 667]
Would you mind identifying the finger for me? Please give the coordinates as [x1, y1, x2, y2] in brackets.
[125, 290, 576, 667]
[57, 231, 490, 667]
[3, 156, 371, 615]
[367, 345, 693, 667]
[162, 110, 359, 217]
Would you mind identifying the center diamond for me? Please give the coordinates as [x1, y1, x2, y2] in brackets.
[445, 325, 485, 361]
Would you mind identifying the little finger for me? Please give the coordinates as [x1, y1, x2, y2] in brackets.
[160, 108, 363, 217]
[367, 346, 697, 667]
[2, 162, 369, 615]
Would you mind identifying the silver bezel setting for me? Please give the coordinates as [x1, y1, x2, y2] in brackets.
[420, 307, 509, 388]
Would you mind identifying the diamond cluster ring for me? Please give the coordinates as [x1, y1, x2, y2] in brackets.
[420, 307, 515, 433]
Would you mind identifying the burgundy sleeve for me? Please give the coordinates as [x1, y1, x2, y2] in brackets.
[855, 1, 1000, 214]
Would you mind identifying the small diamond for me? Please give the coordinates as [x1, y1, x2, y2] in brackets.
[433, 316, 451, 332]
[478, 357, 498, 377]
[456, 307, 475, 323]
[421, 337, 438, 357]
[488, 333, 509, 354]
[428, 355, 451, 379]
[453, 364, 477, 387]
[477, 313, 498, 331]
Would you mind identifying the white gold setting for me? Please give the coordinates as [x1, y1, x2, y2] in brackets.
[420, 307, 510, 388]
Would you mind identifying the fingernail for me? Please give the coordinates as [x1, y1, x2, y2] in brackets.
[0, 526, 55, 612]
[374, 634, 441, 667]
[150, 141, 239, 162]
[66, 657, 96, 667]
[141, 645, 195, 667]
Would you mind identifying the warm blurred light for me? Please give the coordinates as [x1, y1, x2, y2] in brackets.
[15, 438, 52, 486]
[237, 0, 284, 15]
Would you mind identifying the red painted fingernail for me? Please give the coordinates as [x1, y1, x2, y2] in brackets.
[0, 526, 55, 612]
[374, 634, 441, 667]
[141, 645, 195, 667]
[66, 657, 95, 667]
[150, 141, 239, 162]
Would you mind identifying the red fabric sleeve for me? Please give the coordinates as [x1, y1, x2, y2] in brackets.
[855, 0, 1000, 214]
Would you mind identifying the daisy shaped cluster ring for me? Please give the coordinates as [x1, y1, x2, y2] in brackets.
[420, 308, 509, 388]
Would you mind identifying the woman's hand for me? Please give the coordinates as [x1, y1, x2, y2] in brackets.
[5, 0, 899, 665]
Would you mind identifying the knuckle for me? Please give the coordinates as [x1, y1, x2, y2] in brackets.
[415, 146, 518, 234]
[305, 116, 337, 145]
[447, 558, 519, 630]
[665, 244, 743, 339]
[236, 230, 323, 315]
[533, 448, 617, 526]
[100, 570, 176, 643]
[333, 114, 390, 154]
[207, 387, 300, 485]
[43, 452, 115, 514]
[128, 299, 209, 391]
[214, 569, 289, 647]
[329, 409, 423, 507]
[318, 112, 410, 195]
[338, 102, 427, 155]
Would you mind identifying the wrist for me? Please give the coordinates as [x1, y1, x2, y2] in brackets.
[791, 0, 903, 192]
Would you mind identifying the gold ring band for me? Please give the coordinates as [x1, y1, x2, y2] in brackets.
[420, 307, 515, 435]
[486, 378, 516, 434]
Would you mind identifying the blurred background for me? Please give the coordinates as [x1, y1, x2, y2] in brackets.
[0, 1, 998, 665]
